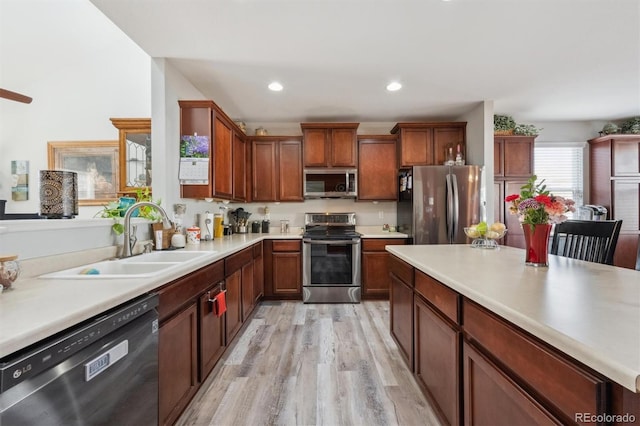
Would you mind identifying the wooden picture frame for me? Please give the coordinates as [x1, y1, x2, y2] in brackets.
[47, 141, 119, 206]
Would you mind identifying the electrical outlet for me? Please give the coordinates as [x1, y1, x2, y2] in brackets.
[378, 211, 384, 219]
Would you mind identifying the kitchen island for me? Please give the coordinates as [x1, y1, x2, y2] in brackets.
[386, 244, 639, 425]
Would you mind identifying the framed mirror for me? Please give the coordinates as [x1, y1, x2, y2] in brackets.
[110, 118, 151, 196]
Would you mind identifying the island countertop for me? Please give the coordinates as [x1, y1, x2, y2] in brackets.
[385, 244, 640, 393]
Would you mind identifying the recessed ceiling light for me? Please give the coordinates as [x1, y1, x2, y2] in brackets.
[386, 81, 402, 92]
[268, 82, 283, 92]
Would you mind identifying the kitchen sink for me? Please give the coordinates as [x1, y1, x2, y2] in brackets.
[120, 250, 213, 263]
[39, 260, 178, 279]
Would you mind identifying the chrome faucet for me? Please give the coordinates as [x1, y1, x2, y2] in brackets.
[121, 202, 172, 258]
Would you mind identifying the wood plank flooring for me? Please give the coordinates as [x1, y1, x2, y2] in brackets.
[176, 301, 443, 426]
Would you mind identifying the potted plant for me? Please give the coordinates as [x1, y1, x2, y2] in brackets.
[494, 115, 516, 135]
[514, 123, 542, 136]
[95, 188, 163, 234]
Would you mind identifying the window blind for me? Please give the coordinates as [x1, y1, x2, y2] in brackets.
[534, 143, 585, 216]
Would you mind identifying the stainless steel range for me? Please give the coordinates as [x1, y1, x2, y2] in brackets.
[302, 212, 361, 303]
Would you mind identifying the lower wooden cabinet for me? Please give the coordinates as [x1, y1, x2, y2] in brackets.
[463, 341, 560, 425]
[159, 303, 198, 426]
[414, 295, 460, 425]
[361, 238, 407, 299]
[224, 269, 243, 343]
[199, 284, 226, 382]
[253, 242, 264, 302]
[264, 239, 302, 299]
[390, 271, 413, 369]
[241, 260, 255, 321]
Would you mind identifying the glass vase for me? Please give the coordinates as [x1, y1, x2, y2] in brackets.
[522, 223, 552, 267]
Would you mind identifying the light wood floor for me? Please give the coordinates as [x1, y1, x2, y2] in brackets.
[176, 301, 443, 426]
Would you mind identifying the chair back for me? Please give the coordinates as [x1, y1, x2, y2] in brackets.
[550, 220, 623, 265]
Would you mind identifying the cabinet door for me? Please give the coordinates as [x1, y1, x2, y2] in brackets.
[179, 102, 213, 199]
[612, 139, 640, 176]
[303, 128, 329, 167]
[241, 261, 255, 322]
[463, 341, 560, 425]
[278, 139, 303, 201]
[503, 138, 534, 177]
[358, 137, 398, 201]
[232, 132, 246, 201]
[414, 296, 460, 425]
[434, 127, 465, 167]
[214, 115, 233, 199]
[272, 252, 301, 296]
[494, 139, 504, 177]
[390, 273, 413, 369]
[252, 140, 277, 202]
[331, 128, 357, 167]
[254, 249, 264, 302]
[400, 128, 433, 166]
[225, 270, 243, 343]
[362, 251, 391, 299]
[504, 180, 528, 249]
[159, 303, 198, 426]
[199, 286, 226, 382]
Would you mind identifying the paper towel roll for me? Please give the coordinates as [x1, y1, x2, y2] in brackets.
[199, 211, 214, 241]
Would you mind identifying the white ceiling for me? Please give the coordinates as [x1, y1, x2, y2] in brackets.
[90, 0, 640, 124]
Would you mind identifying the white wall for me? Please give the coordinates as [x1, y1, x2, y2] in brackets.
[0, 0, 151, 217]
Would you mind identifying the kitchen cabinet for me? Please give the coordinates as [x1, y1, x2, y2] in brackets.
[251, 137, 303, 202]
[224, 247, 253, 341]
[199, 283, 226, 381]
[361, 238, 406, 299]
[264, 239, 302, 299]
[413, 270, 461, 426]
[494, 135, 536, 249]
[589, 134, 640, 269]
[253, 242, 264, 303]
[357, 135, 398, 201]
[157, 260, 224, 426]
[301, 122, 359, 167]
[178, 100, 246, 201]
[389, 255, 414, 369]
[390, 122, 466, 167]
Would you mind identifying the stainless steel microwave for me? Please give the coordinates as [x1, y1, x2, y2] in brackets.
[303, 169, 357, 199]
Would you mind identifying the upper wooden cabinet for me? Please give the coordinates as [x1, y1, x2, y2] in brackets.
[357, 135, 398, 201]
[110, 118, 151, 196]
[589, 134, 640, 269]
[178, 100, 246, 201]
[250, 136, 303, 202]
[390, 122, 466, 167]
[494, 136, 535, 178]
[301, 122, 359, 167]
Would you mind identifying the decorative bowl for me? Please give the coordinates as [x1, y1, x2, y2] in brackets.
[463, 228, 507, 249]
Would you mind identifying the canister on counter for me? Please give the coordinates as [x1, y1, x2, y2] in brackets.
[251, 221, 261, 233]
[261, 220, 270, 233]
[214, 213, 224, 238]
[186, 226, 201, 244]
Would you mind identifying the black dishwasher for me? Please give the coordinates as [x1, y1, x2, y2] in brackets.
[0, 293, 159, 426]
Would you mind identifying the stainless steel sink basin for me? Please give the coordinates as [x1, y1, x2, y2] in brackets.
[39, 260, 178, 279]
[120, 250, 213, 263]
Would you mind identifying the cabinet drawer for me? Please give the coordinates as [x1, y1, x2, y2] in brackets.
[158, 260, 224, 321]
[272, 240, 301, 252]
[415, 271, 459, 324]
[389, 254, 413, 287]
[463, 300, 608, 423]
[253, 242, 263, 258]
[225, 247, 253, 275]
[362, 238, 406, 251]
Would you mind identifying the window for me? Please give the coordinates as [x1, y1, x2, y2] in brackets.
[534, 142, 585, 217]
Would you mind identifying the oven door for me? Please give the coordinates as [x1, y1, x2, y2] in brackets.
[302, 238, 361, 287]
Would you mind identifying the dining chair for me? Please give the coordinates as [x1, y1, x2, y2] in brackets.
[550, 219, 623, 265]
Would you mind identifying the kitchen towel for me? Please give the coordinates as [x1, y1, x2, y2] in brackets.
[213, 291, 227, 317]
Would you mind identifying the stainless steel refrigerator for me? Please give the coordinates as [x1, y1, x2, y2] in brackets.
[397, 165, 484, 244]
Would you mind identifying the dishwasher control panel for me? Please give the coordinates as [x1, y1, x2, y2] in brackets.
[0, 293, 158, 393]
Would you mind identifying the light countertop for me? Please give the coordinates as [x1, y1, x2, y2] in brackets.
[386, 244, 640, 393]
[0, 229, 404, 360]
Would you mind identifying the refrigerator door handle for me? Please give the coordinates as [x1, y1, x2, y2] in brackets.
[451, 173, 460, 242]
[445, 173, 454, 243]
